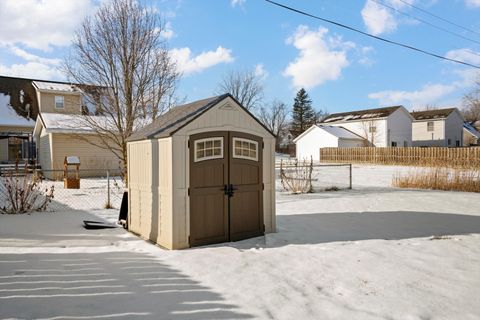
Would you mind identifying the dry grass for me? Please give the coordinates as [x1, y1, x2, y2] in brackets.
[393, 167, 480, 192]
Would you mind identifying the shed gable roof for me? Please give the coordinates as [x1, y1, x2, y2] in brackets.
[128, 94, 274, 141]
[410, 108, 458, 120]
[322, 106, 403, 123]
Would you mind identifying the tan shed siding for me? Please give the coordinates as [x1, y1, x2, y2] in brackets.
[50, 134, 118, 171]
[155, 138, 174, 248]
[128, 140, 153, 240]
[39, 92, 82, 114]
[127, 138, 174, 249]
[0, 139, 7, 162]
[174, 96, 276, 247]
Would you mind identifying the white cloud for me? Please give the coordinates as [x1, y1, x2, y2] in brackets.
[358, 46, 375, 66]
[361, 0, 397, 35]
[8, 45, 62, 65]
[231, 0, 246, 8]
[465, 0, 480, 7]
[170, 46, 234, 75]
[254, 63, 268, 79]
[361, 0, 416, 35]
[0, 62, 63, 80]
[445, 48, 480, 65]
[0, 0, 97, 51]
[159, 22, 175, 40]
[283, 25, 353, 89]
[368, 83, 457, 107]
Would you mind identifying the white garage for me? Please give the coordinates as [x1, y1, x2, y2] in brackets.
[294, 125, 364, 161]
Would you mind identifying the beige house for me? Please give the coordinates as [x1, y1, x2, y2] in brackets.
[411, 108, 464, 147]
[322, 106, 413, 147]
[34, 113, 119, 177]
[127, 94, 276, 249]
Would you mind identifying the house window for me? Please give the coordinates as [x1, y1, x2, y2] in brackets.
[427, 121, 434, 131]
[55, 96, 64, 109]
[391, 141, 397, 147]
[194, 137, 223, 162]
[447, 138, 451, 145]
[369, 126, 376, 133]
[233, 138, 258, 161]
[456, 140, 460, 147]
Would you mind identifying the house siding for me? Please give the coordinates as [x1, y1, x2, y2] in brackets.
[445, 112, 463, 147]
[39, 92, 82, 114]
[328, 119, 388, 147]
[386, 108, 412, 147]
[37, 129, 53, 178]
[412, 119, 445, 146]
[296, 127, 339, 161]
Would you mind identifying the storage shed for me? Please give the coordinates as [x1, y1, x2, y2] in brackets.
[127, 94, 276, 249]
[294, 124, 364, 161]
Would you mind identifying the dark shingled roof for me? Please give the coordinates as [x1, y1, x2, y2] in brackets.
[127, 93, 274, 142]
[322, 106, 403, 123]
[410, 108, 457, 121]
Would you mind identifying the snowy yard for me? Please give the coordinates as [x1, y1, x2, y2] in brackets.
[0, 165, 480, 319]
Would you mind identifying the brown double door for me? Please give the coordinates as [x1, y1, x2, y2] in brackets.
[189, 131, 264, 247]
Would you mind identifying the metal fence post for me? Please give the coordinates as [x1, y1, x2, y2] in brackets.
[349, 164, 352, 189]
[107, 170, 111, 208]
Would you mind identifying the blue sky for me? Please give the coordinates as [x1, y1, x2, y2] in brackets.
[0, 0, 479, 114]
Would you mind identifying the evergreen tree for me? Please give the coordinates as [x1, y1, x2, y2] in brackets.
[291, 88, 316, 133]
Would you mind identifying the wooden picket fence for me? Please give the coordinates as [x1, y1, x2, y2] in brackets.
[320, 147, 480, 168]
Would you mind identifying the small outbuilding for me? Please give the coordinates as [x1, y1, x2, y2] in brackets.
[126, 94, 276, 249]
[294, 125, 364, 161]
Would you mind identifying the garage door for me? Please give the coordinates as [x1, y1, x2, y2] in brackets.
[189, 131, 264, 247]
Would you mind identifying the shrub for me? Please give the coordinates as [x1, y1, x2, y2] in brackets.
[392, 167, 480, 193]
[280, 158, 313, 194]
[0, 163, 55, 214]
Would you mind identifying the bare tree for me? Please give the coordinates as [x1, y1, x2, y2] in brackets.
[360, 120, 380, 146]
[216, 69, 263, 110]
[462, 75, 480, 123]
[63, 0, 180, 180]
[257, 100, 288, 146]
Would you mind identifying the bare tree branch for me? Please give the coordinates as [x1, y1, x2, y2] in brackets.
[63, 0, 180, 181]
[216, 69, 264, 111]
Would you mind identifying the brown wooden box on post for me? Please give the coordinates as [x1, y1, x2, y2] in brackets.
[64, 156, 80, 189]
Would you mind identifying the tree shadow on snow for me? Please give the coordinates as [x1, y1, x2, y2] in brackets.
[0, 252, 253, 320]
[265, 211, 480, 247]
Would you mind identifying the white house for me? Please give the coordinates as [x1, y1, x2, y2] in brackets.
[294, 125, 364, 161]
[411, 108, 464, 147]
[322, 106, 413, 147]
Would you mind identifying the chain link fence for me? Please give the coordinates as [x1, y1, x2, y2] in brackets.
[275, 161, 352, 192]
[34, 169, 125, 212]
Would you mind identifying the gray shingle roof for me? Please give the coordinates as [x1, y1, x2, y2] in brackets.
[127, 94, 227, 142]
[322, 106, 402, 123]
[410, 108, 456, 120]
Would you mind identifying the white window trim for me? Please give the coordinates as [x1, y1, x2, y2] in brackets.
[194, 137, 224, 162]
[233, 137, 259, 161]
[55, 95, 65, 109]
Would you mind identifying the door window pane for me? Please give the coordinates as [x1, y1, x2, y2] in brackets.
[194, 137, 223, 162]
[232, 137, 259, 161]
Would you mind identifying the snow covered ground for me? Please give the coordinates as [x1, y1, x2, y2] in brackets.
[1, 165, 480, 319]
